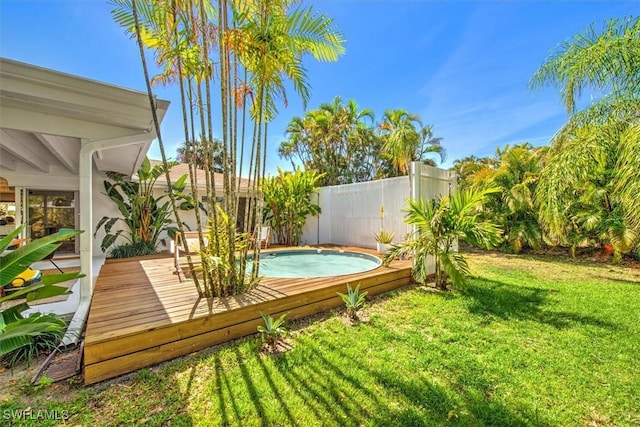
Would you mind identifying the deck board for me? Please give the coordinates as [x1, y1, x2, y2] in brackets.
[83, 246, 413, 384]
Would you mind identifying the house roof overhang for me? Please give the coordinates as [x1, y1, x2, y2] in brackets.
[0, 57, 170, 179]
[149, 160, 256, 197]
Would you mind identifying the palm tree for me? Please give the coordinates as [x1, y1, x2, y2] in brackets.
[452, 155, 499, 189]
[378, 109, 444, 176]
[530, 17, 640, 114]
[378, 109, 422, 176]
[472, 143, 546, 253]
[176, 138, 224, 172]
[112, 0, 345, 296]
[535, 125, 637, 261]
[279, 97, 378, 185]
[417, 124, 446, 166]
[531, 16, 640, 261]
[384, 188, 502, 290]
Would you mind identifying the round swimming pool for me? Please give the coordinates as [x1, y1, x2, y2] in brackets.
[247, 249, 381, 278]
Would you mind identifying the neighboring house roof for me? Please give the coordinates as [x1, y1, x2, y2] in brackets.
[150, 160, 254, 195]
[0, 57, 169, 178]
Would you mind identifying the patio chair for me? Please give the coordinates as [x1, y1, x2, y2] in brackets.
[251, 226, 271, 249]
[173, 231, 208, 282]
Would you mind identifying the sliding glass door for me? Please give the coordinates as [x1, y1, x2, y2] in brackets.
[28, 190, 78, 254]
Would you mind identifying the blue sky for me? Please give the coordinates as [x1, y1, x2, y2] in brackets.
[1, 1, 637, 174]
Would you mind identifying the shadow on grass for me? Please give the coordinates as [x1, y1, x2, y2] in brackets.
[253, 353, 300, 427]
[318, 340, 539, 426]
[78, 309, 558, 426]
[214, 353, 242, 426]
[233, 347, 268, 427]
[371, 372, 535, 427]
[461, 279, 617, 330]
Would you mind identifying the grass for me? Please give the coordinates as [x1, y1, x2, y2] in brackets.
[2, 251, 639, 426]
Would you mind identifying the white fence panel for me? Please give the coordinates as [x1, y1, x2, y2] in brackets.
[302, 164, 457, 275]
[410, 163, 458, 276]
[301, 177, 411, 248]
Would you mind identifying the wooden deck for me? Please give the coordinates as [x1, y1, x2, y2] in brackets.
[83, 246, 412, 384]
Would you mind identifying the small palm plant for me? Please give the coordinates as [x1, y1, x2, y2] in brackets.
[336, 283, 368, 320]
[384, 187, 502, 290]
[257, 311, 287, 351]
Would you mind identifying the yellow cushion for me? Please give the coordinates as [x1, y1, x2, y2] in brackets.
[9, 268, 42, 288]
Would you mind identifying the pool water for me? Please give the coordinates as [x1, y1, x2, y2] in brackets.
[247, 249, 381, 278]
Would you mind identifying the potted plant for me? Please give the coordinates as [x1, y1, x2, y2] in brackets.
[374, 229, 395, 254]
[375, 205, 394, 254]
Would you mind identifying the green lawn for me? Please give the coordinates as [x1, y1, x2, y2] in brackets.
[3, 251, 639, 426]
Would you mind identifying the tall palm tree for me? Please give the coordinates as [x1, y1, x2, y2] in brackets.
[384, 187, 502, 290]
[378, 109, 445, 176]
[378, 109, 422, 176]
[531, 16, 640, 261]
[112, 0, 345, 296]
[417, 124, 446, 166]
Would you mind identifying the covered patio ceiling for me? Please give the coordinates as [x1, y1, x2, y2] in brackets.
[0, 57, 172, 347]
[0, 57, 170, 178]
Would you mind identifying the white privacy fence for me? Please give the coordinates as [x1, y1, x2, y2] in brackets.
[301, 163, 457, 255]
[301, 176, 410, 248]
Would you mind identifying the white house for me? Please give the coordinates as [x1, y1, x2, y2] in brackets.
[0, 58, 170, 345]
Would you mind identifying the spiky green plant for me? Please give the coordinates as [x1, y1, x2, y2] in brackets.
[257, 311, 288, 351]
[336, 283, 368, 320]
[374, 230, 395, 244]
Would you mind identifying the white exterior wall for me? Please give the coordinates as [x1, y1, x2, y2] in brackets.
[91, 172, 130, 253]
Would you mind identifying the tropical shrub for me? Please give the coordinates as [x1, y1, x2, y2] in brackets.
[469, 144, 547, 253]
[107, 241, 159, 259]
[336, 283, 368, 320]
[384, 188, 502, 290]
[262, 167, 322, 246]
[257, 311, 287, 351]
[0, 226, 83, 367]
[531, 16, 640, 263]
[95, 157, 193, 258]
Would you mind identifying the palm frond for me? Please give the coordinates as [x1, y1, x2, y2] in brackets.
[531, 16, 640, 113]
